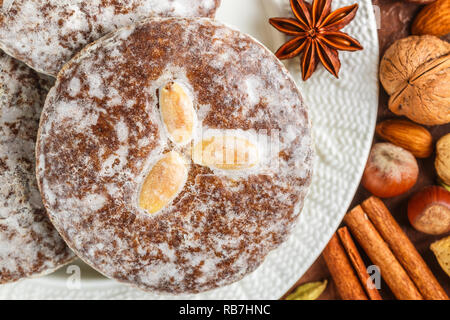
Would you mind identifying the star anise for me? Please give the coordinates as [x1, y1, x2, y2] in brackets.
[269, 0, 363, 81]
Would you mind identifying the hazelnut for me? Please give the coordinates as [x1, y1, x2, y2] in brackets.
[408, 186, 450, 235]
[362, 143, 419, 198]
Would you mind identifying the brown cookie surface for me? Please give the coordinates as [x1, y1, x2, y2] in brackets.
[0, 0, 221, 76]
[37, 18, 313, 294]
[0, 51, 74, 284]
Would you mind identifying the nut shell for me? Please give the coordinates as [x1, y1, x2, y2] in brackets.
[380, 35, 450, 125]
[404, 0, 436, 3]
[376, 119, 433, 158]
[412, 0, 450, 37]
[431, 235, 450, 277]
[408, 186, 450, 235]
[362, 143, 419, 198]
[436, 133, 450, 186]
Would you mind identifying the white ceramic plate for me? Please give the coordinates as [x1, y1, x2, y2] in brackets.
[0, 0, 379, 300]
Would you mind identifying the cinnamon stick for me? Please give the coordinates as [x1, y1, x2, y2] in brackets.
[344, 205, 423, 300]
[323, 233, 368, 300]
[337, 227, 383, 300]
[362, 197, 449, 300]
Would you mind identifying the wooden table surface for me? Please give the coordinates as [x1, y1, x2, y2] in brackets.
[283, 0, 450, 300]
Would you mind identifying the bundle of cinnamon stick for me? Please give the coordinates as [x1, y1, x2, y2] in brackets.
[323, 196, 449, 300]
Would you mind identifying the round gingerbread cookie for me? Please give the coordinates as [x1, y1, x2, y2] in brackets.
[0, 0, 221, 76]
[37, 18, 314, 294]
[0, 51, 74, 284]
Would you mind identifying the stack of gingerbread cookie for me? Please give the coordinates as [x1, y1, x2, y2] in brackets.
[0, 0, 314, 294]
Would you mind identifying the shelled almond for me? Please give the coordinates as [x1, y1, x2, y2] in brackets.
[376, 119, 433, 158]
[192, 135, 259, 170]
[139, 151, 187, 214]
[160, 82, 195, 145]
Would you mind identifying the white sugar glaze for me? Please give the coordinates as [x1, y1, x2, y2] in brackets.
[0, 51, 74, 284]
[0, 0, 221, 76]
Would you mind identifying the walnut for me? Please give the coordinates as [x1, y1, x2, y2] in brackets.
[380, 35, 450, 126]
